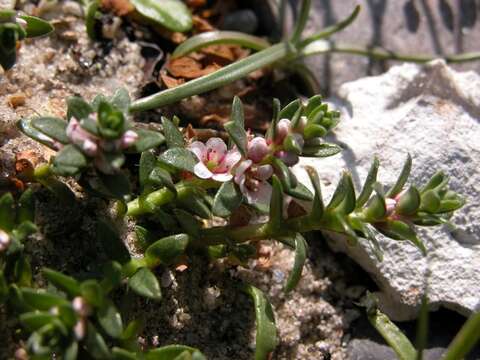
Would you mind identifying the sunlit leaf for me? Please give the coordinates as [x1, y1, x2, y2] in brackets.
[131, 0, 192, 32]
[244, 285, 278, 360]
[128, 267, 162, 300]
[212, 180, 243, 217]
[284, 233, 308, 293]
[386, 154, 412, 197]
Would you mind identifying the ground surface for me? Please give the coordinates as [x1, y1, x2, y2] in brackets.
[1, 1, 479, 359]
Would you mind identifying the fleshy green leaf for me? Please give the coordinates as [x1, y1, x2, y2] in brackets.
[20, 288, 68, 310]
[335, 172, 356, 215]
[162, 116, 185, 148]
[18, 15, 53, 37]
[17, 118, 58, 149]
[172, 31, 270, 58]
[131, 0, 192, 32]
[304, 95, 323, 116]
[96, 171, 131, 199]
[67, 97, 93, 121]
[420, 190, 441, 213]
[128, 267, 162, 300]
[130, 128, 165, 153]
[42, 268, 80, 297]
[421, 171, 447, 193]
[85, 322, 111, 359]
[148, 167, 176, 194]
[302, 143, 342, 157]
[81, 280, 104, 307]
[110, 88, 131, 114]
[173, 209, 201, 237]
[97, 299, 123, 338]
[65, 341, 79, 360]
[363, 293, 417, 360]
[52, 144, 87, 176]
[363, 192, 387, 222]
[244, 285, 278, 360]
[86, 0, 100, 40]
[269, 176, 283, 231]
[13, 255, 32, 287]
[146, 345, 202, 360]
[145, 234, 190, 267]
[17, 188, 35, 224]
[0, 192, 15, 231]
[284, 233, 308, 293]
[383, 220, 426, 256]
[97, 219, 131, 264]
[356, 157, 380, 209]
[212, 180, 243, 217]
[266, 98, 281, 142]
[387, 154, 412, 197]
[278, 99, 301, 120]
[31, 116, 69, 144]
[20, 312, 56, 331]
[176, 186, 211, 219]
[224, 97, 247, 157]
[306, 166, 324, 221]
[396, 186, 421, 215]
[112, 348, 137, 360]
[303, 124, 327, 139]
[327, 175, 348, 210]
[139, 151, 156, 191]
[285, 182, 313, 201]
[158, 148, 197, 173]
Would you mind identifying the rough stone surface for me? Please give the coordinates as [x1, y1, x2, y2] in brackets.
[275, 0, 480, 95]
[293, 60, 480, 321]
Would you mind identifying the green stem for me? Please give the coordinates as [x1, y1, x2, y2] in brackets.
[127, 188, 175, 217]
[443, 311, 480, 360]
[290, 0, 311, 43]
[129, 42, 292, 112]
[301, 40, 480, 64]
[196, 211, 344, 247]
[127, 179, 219, 217]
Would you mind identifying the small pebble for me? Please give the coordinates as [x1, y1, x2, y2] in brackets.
[62, 1, 83, 17]
[8, 93, 26, 108]
[161, 270, 174, 288]
[221, 9, 258, 34]
[272, 269, 285, 283]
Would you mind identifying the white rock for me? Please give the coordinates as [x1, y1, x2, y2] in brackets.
[293, 60, 480, 321]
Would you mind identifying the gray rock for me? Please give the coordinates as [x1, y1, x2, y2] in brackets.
[260, 0, 480, 95]
[293, 60, 480, 321]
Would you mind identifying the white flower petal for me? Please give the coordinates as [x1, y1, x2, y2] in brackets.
[193, 162, 213, 179]
[212, 173, 233, 182]
[206, 137, 227, 162]
[224, 149, 242, 169]
[188, 141, 207, 161]
[245, 182, 272, 206]
[234, 160, 252, 185]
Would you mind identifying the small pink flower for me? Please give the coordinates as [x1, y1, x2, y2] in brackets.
[275, 119, 291, 144]
[189, 137, 241, 182]
[0, 230, 10, 253]
[247, 137, 270, 163]
[120, 130, 138, 149]
[66, 117, 99, 156]
[234, 160, 273, 206]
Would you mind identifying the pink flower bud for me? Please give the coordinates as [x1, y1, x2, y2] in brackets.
[72, 296, 92, 317]
[0, 230, 10, 253]
[274, 150, 299, 166]
[74, 318, 87, 340]
[82, 139, 98, 156]
[247, 137, 269, 163]
[120, 130, 138, 149]
[275, 119, 291, 144]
